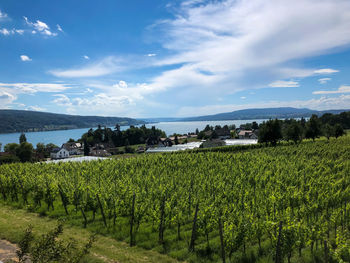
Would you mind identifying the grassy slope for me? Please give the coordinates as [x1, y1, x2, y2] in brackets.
[0, 205, 180, 263]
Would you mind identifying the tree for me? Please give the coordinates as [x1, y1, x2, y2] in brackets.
[286, 120, 303, 144]
[68, 138, 75, 143]
[195, 128, 199, 135]
[16, 142, 34, 162]
[252, 121, 259, 130]
[258, 119, 282, 146]
[324, 124, 334, 140]
[334, 124, 345, 138]
[19, 133, 27, 144]
[4, 143, 19, 155]
[305, 115, 321, 141]
[83, 139, 90, 156]
[174, 135, 179, 145]
[0, 142, 2, 152]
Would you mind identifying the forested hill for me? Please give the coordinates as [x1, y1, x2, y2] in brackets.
[179, 107, 349, 121]
[0, 110, 145, 134]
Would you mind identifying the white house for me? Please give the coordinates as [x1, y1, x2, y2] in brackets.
[50, 148, 70, 159]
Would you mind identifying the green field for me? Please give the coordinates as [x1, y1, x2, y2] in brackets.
[0, 136, 350, 262]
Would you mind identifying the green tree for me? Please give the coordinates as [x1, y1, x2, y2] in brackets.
[16, 142, 34, 162]
[324, 124, 334, 140]
[19, 133, 27, 144]
[334, 124, 345, 138]
[286, 120, 303, 144]
[4, 143, 19, 154]
[258, 119, 282, 146]
[174, 135, 179, 145]
[83, 139, 90, 156]
[305, 115, 321, 141]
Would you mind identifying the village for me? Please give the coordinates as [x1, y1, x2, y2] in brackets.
[48, 124, 259, 160]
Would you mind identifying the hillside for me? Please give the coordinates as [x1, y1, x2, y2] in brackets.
[144, 107, 349, 122]
[0, 110, 145, 134]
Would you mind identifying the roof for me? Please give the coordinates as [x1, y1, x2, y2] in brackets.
[238, 130, 253, 136]
[51, 147, 68, 153]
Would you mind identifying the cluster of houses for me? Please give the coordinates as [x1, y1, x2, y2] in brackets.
[49, 127, 259, 159]
[50, 142, 114, 160]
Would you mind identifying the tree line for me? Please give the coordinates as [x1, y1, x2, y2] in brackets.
[258, 111, 348, 145]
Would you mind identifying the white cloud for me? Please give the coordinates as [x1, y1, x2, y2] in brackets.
[27, 105, 46, 111]
[268, 80, 299, 88]
[0, 10, 8, 19]
[313, 85, 350, 94]
[49, 56, 123, 78]
[314, 68, 339, 74]
[240, 96, 246, 99]
[318, 78, 331, 84]
[0, 28, 10, 35]
[24, 16, 58, 36]
[0, 83, 73, 94]
[20, 55, 32, 62]
[0, 28, 26, 36]
[83, 55, 90, 60]
[0, 90, 16, 107]
[57, 24, 63, 32]
[113, 80, 128, 88]
[146, 53, 157, 57]
[176, 95, 350, 117]
[146, 0, 350, 95]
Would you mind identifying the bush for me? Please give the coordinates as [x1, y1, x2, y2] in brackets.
[0, 154, 20, 164]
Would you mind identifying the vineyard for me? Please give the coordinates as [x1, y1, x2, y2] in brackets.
[0, 136, 350, 262]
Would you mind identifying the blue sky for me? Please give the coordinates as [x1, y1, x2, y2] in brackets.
[1, 0, 350, 118]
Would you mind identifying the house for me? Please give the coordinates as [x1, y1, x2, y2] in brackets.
[62, 142, 82, 155]
[50, 148, 70, 159]
[238, 130, 257, 139]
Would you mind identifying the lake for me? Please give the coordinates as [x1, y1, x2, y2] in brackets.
[0, 119, 266, 150]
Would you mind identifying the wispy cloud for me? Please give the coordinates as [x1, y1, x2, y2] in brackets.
[83, 55, 90, 60]
[269, 80, 299, 88]
[313, 85, 350, 94]
[314, 68, 339, 74]
[24, 16, 58, 36]
[146, 0, 350, 95]
[49, 56, 124, 78]
[176, 95, 350, 117]
[20, 55, 32, 62]
[146, 53, 156, 57]
[318, 78, 331, 84]
[0, 10, 8, 19]
[0, 83, 72, 94]
[56, 24, 63, 32]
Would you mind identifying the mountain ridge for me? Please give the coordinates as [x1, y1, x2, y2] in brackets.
[142, 107, 350, 122]
[0, 109, 145, 134]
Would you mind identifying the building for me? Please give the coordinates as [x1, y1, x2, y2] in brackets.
[62, 142, 82, 155]
[50, 148, 70, 159]
[238, 130, 258, 139]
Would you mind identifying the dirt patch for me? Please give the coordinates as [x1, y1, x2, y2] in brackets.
[0, 239, 18, 262]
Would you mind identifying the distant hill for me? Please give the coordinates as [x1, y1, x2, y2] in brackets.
[0, 110, 145, 134]
[143, 107, 349, 123]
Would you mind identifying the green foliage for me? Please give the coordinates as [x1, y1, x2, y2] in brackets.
[0, 154, 20, 164]
[305, 114, 322, 141]
[258, 119, 282, 145]
[16, 224, 95, 263]
[1, 136, 350, 262]
[19, 133, 27, 144]
[16, 142, 34, 162]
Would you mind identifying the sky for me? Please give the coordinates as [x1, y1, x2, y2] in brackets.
[1, 0, 350, 118]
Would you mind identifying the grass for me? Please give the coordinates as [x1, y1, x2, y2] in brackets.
[0, 204, 181, 263]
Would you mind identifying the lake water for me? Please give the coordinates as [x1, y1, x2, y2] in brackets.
[0, 119, 266, 150]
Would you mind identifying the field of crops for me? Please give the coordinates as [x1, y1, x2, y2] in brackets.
[0, 136, 350, 262]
